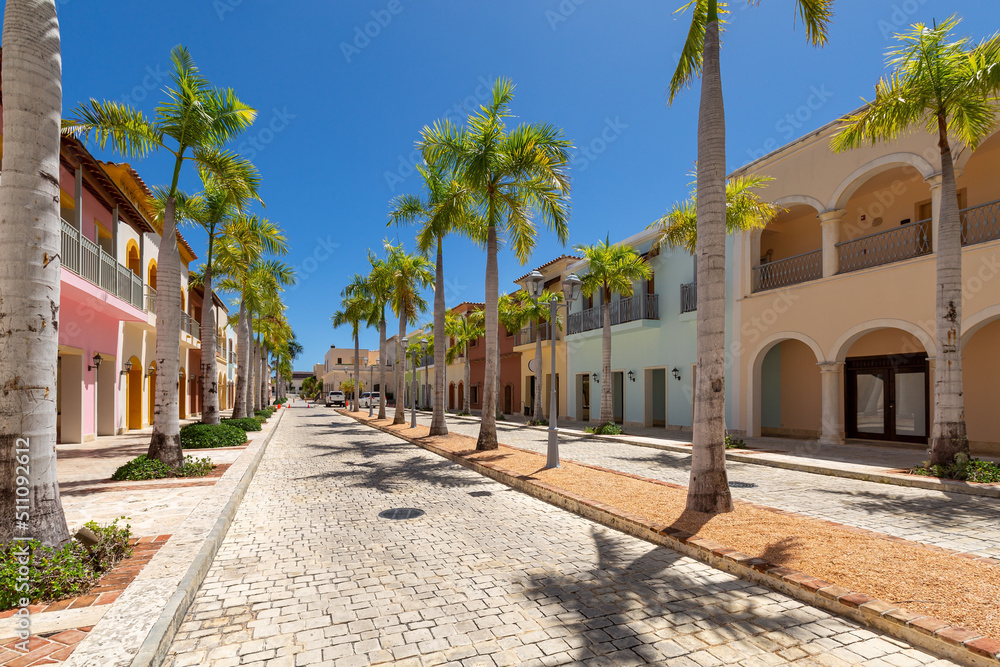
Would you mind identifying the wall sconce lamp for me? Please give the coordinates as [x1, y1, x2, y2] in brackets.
[671, 367, 681, 381]
[627, 370, 636, 383]
[146, 362, 156, 378]
[88, 353, 103, 372]
[591, 372, 599, 383]
[120, 360, 133, 376]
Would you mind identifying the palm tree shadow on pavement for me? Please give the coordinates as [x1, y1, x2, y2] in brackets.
[518, 526, 815, 662]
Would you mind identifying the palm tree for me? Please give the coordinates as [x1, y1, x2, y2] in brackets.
[420, 78, 571, 451]
[649, 172, 780, 253]
[390, 162, 485, 435]
[831, 17, 1000, 465]
[670, 0, 832, 513]
[445, 310, 485, 414]
[178, 166, 261, 425]
[63, 45, 258, 469]
[333, 274, 375, 412]
[213, 215, 290, 418]
[0, 0, 70, 545]
[385, 242, 433, 424]
[575, 239, 652, 424]
[357, 250, 393, 420]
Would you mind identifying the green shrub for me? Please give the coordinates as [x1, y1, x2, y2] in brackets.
[584, 422, 624, 435]
[0, 518, 133, 609]
[180, 423, 247, 449]
[254, 409, 273, 421]
[112, 455, 215, 481]
[528, 419, 549, 427]
[275, 397, 287, 405]
[910, 454, 1000, 483]
[457, 411, 471, 417]
[725, 434, 746, 449]
[222, 417, 262, 432]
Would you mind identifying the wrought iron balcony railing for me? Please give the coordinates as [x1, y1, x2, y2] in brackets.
[752, 249, 823, 292]
[60, 218, 144, 309]
[680, 281, 697, 314]
[836, 219, 931, 274]
[961, 200, 1000, 247]
[567, 293, 659, 335]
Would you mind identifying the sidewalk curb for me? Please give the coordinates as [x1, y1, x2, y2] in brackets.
[129, 408, 285, 667]
[351, 413, 999, 667]
[438, 411, 1000, 499]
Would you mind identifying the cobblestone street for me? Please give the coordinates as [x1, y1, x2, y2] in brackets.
[409, 414, 1000, 561]
[165, 407, 956, 666]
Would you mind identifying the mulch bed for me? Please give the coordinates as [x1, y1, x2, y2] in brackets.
[0, 535, 169, 618]
[352, 414, 1000, 642]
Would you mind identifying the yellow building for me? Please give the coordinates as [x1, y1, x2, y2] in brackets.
[730, 114, 1000, 454]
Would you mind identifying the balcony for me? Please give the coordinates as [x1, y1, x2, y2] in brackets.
[753, 249, 823, 292]
[515, 322, 559, 346]
[680, 282, 697, 314]
[181, 312, 201, 340]
[962, 200, 1000, 246]
[61, 218, 143, 309]
[568, 293, 659, 335]
[836, 219, 931, 275]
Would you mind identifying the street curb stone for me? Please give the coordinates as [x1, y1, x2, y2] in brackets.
[351, 413, 999, 667]
[130, 407, 285, 667]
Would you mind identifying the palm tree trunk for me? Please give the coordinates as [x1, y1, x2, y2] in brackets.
[199, 251, 220, 425]
[687, 13, 733, 514]
[534, 322, 544, 419]
[477, 224, 499, 450]
[464, 353, 471, 413]
[147, 194, 184, 468]
[378, 317, 387, 419]
[600, 288, 613, 423]
[393, 317, 406, 424]
[0, 0, 70, 545]
[430, 237, 448, 435]
[240, 310, 254, 416]
[251, 338, 260, 412]
[929, 117, 968, 464]
[233, 300, 248, 417]
[258, 340, 266, 409]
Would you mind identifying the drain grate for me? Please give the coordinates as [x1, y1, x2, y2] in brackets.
[378, 508, 425, 520]
[728, 481, 757, 489]
[469, 491, 492, 497]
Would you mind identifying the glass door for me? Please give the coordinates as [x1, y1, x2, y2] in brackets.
[894, 370, 928, 441]
[853, 371, 887, 437]
[846, 355, 928, 443]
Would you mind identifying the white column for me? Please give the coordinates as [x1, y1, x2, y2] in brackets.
[818, 361, 844, 445]
[818, 209, 845, 278]
[925, 173, 943, 252]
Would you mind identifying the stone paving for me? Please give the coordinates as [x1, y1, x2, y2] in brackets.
[413, 413, 1000, 562]
[164, 407, 956, 666]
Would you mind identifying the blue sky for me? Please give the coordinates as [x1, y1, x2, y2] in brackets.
[33, 0, 1000, 369]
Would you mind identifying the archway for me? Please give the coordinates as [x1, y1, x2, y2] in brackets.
[179, 368, 187, 420]
[126, 241, 140, 277]
[503, 384, 513, 415]
[127, 356, 142, 430]
[747, 332, 825, 438]
[962, 310, 1000, 452]
[448, 382, 455, 410]
[147, 259, 157, 291]
[219, 372, 227, 410]
[147, 361, 157, 426]
[834, 323, 934, 443]
[457, 382, 464, 411]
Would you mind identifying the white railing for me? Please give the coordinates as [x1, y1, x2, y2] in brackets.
[60, 218, 143, 309]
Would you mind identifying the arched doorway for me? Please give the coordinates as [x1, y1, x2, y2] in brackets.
[219, 372, 227, 410]
[748, 332, 825, 439]
[457, 382, 464, 411]
[179, 368, 187, 419]
[147, 361, 157, 426]
[503, 384, 513, 415]
[962, 311, 1000, 452]
[148, 260, 157, 291]
[127, 356, 142, 430]
[448, 382, 455, 410]
[127, 242, 140, 277]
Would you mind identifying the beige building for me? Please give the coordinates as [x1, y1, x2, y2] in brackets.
[513, 255, 580, 419]
[320, 346, 379, 396]
[730, 113, 1000, 453]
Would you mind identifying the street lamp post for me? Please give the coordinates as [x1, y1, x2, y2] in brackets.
[526, 271, 582, 469]
[368, 358, 375, 417]
[410, 341, 419, 428]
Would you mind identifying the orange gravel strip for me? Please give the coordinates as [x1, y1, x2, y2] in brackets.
[353, 414, 1000, 640]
